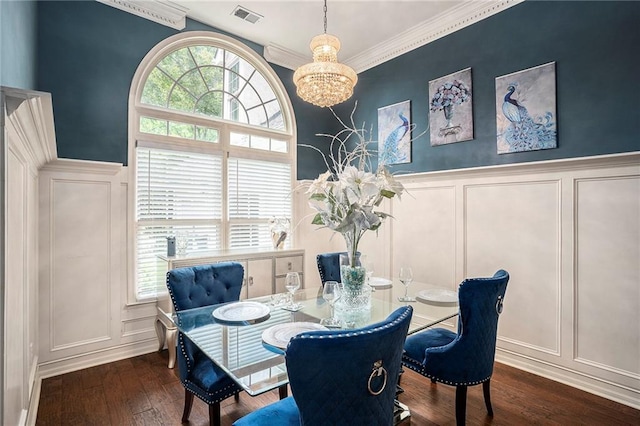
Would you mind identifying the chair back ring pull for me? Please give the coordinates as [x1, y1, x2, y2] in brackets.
[496, 296, 504, 315]
[367, 360, 388, 396]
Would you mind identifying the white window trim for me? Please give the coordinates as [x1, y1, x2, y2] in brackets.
[127, 31, 297, 304]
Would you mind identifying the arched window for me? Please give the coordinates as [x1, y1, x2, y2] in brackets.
[129, 32, 296, 300]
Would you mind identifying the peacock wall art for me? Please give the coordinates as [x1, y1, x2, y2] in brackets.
[377, 100, 412, 166]
[495, 62, 557, 154]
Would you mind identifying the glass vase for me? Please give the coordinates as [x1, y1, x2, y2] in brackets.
[335, 252, 372, 327]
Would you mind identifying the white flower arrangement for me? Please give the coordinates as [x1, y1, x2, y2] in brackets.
[301, 104, 405, 267]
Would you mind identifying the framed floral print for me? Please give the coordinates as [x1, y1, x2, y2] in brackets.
[429, 68, 473, 146]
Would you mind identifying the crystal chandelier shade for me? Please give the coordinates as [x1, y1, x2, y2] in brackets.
[293, 2, 357, 108]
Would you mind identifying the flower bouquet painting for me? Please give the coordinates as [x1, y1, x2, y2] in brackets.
[429, 68, 473, 145]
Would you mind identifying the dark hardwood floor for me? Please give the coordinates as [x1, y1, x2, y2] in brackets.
[36, 350, 639, 425]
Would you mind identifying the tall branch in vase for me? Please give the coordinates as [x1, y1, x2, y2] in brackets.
[300, 102, 406, 267]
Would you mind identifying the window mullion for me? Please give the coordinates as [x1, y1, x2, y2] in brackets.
[222, 138, 230, 250]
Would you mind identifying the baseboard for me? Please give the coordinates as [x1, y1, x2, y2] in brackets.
[25, 356, 41, 426]
[25, 371, 41, 426]
[496, 350, 640, 410]
[37, 338, 159, 380]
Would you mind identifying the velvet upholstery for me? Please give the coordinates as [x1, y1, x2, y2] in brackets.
[402, 269, 509, 425]
[233, 306, 413, 426]
[316, 251, 360, 285]
[166, 262, 244, 426]
[233, 396, 300, 426]
[167, 262, 244, 310]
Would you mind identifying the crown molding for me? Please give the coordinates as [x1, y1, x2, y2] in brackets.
[96, 0, 189, 30]
[263, 44, 308, 71]
[347, 0, 524, 73]
[266, 0, 524, 73]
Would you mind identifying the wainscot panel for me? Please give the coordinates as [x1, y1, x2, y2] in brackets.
[294, 152, 640, 409]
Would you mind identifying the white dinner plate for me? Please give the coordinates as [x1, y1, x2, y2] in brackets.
[369, 277, 393, 289]
[212, 301, 270, 324]
[262, 322, 328, 349]
[416, 289, 459, 306]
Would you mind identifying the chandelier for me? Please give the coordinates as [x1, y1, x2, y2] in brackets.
[293, 0, 357, 108]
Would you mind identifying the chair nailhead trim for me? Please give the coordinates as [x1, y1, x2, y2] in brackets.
[316, 257, 325, 283]
[292, 308, 411, 343]
[184, 380, 240, 404]
[401, 357, 490, 386]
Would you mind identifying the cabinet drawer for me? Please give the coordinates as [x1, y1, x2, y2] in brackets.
[275, 255, 303, 276]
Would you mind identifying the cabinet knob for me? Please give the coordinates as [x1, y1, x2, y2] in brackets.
[249, 276, 254, 286]
[288, 262, 292, 271]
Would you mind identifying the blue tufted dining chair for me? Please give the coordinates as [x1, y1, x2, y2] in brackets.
[233, 305, 413, 426]
[166, 262, 245, 426]
[402, 269, 509, 426]
[316, 251, 360, 285]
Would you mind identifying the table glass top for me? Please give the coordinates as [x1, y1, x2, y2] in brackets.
[173, 288, 459, 396]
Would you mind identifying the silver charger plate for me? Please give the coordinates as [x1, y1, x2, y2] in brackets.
[212, 301, 271, 324]
[262, 322, 328, 349]
[416, 288, 459, 306]
[369, 277, 393, 289]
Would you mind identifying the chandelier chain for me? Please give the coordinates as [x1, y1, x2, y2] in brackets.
[323, 0, 328, 34]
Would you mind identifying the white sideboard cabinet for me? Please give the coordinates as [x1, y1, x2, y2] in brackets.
[155, 248, 305, 368]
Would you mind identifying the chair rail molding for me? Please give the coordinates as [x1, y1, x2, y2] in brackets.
[2, 87, 57, 168]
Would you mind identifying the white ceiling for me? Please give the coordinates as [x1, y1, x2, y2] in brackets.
[180, 1, 459, 65]
[172, 0, 522, 71]
[100, 0, 522, 72]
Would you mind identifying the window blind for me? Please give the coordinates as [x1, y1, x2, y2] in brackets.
[228, 157, 291, 249]
[136, 147, 223, 298]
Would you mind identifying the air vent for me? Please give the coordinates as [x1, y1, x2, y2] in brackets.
[232, 5, 262, 24]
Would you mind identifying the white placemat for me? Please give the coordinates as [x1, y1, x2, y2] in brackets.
[212, 301, 270, 324]
[262, 322, 328, 349]
[416, 289, 458, 306]
[369, 277, 393, 289]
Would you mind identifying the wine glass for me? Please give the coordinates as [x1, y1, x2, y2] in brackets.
[398, 266, 415, 302]
[285, 272, 301, 308]
[320, 281, 342, 327]
[360, 254, 375, 292]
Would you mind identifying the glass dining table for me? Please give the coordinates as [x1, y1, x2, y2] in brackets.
[173, 286, 459, 421]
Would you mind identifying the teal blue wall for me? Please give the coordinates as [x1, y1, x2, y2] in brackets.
[332, 1, 640, 176]
[36, 0, 334, 177]
[36, 1, 640, 179]
[1, 0, 37, 89]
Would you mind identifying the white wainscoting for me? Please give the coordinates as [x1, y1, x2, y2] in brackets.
[37, 160, 158, 380]
[30, 148, 640, 416]
[296, 153, 640, 409]
[2, 88, 56, 426]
